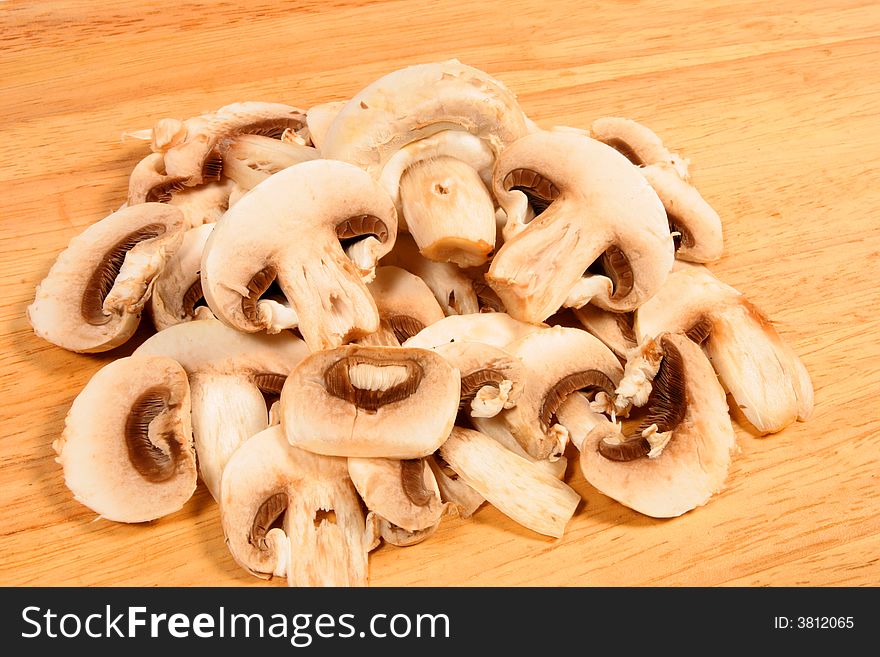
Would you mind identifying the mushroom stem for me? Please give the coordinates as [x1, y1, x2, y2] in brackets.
[470, 415, 568, 480]
[426, 454, 485, 518]
[190, 372, 268, 500]
[399, 156, 496, 267]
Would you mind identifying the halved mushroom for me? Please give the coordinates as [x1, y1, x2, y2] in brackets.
[439, 427, 580, 538]
[305, 100, 346, 150]
[349, 457, 445, 547]
[573, 305, 637, 360]
[358, 266, 445, 347]
[489, 130, 674, 322]
[149, 223, 215, 331]
[635, 264, 814, 434]
[404, 311, 541, 350]
[282, 345, 460, 458]
[322, 61, 529, 268]
[150, 101, 308, 185]
[477, 326, 623, 460]
[590, 116, 690, 179]
[220, 425, 367, 586]
[220, 134, 319, 192]
[558, 333, 737, 518]
[201, 159, 397, 351]
[28, 203, 185, 353]
[381, 234, 480, 315]
[427, 453, 485, 518]
[54, 355, 197, 522]
[134, 318, 309, 499]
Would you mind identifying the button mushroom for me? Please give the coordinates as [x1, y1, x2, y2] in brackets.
[635, 264, 814, 434]
[558, 333, 737, 518]
[305, 100, 347, 150]
[488, 130, 674, 323]
[573, 305, 637, 361]
[219, 134, 319, 192]
[282, 344, 460, 458]
[358, 266, 445, 347]
[590, 116, 690, 178]
[403, 311, 541, 350]
[200, 159, 398, 351]
[220, 425, 367, 586]
[28, 203, 185, 352]
[54, 355, 197, 522]
[439, 427, 580, 538]
[149, 223, 215, 331]
[134, 318, 309, 499]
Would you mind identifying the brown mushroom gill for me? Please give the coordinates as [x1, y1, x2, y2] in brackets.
[181, 279, 206, 319]
[336, 215, 390, 250]
[146, 178, 188, 204]
[585, 245, 634, 300]
[669, 216, 695, 251]
[598, 337, 688, 462]
[249, 492, 288, 551]
[685, 316, 713, 345]
[503, 168, 560, 216]
[124, 386, 181, 483]
[323, 356, 424, 413]
[473, 280, 505, 312]
[81, 224, 167, 325]
[614, 312, 637, 345]
[400, 459, 434, 506]
[385, 314, 425, 344]
[459, 369, 507, 411]
[433, 452, 459, 481]
[241, 266, 277, 323]
[598, 137, 644, 166]
[540, 370, 616, 431]
[253, 372, 287, 409]
[235, 117, 305, 140]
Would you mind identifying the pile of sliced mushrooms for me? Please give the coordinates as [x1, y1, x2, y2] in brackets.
[29, 60, 813, 586]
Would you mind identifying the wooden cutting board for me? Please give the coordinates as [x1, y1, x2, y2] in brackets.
[2, 0, 878, 586]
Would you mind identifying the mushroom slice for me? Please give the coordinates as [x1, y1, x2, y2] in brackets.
[485, 326, 623, 460]
[489, 130, 674, 322]
[282, 345, 460, 459]
[54, 355, 197, 522]
[358, 266, 445, 347]
[573, 306, 637, 360]
[348, 457, 444, 533]
[149, 223, 215, 331]
[590, 116, 690, 179]
[404, 311, 541, 350]
[636, 264, 814, 433]
[640, 163, 723, 263]
[559, 333, 737, 518]
[166, 178, 235, 229]
[28, 203, 184, 353]
[220, 134, 319, 192]
[127, 152, 189, 205]
[220, 425, 367, 586]
[151, 101, 307, 185]
[365, 512, 440, 549]
[426, 454, 485, 518]
[201, 159, 397, 351]
[305, 100, 346, 150]
[470, 416, 568, 480]
[439, 427, 580, 538]
[382, 233, 480, 315]
[135, 318, 309, 499]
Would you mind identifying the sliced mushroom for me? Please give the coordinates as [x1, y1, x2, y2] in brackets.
[358, 266, 445, 347]
[305, 100, 346, 150]
[439, 427, 580, 538]
[166, 178, 235, 228]
[220, 134, 319, 192]
[469, 417, 568, 480]
[590, 116, 690, 179]
[482, 326, 623, 460]
[559, 333, 737, 518]
[348, 457, 444, 535]
[365, 512, 441, 549]
[28, 203, 185, 353]
[635, 264, 814, 433]
[403, 311, 541, 350]
[381, 233, 480, 315]
[282, 345, 460, 458]
[134, 318, 309, 499]
[150, 101, 307, 185]
[54, 355, 197, 522]
[426, 454, 485, 518]
[220, 425, 367, 586]
[489, 130, 674, 322]
[573, 305, 637, 360]
[201, 159, 397, 351]
[149, 223, 215, 331]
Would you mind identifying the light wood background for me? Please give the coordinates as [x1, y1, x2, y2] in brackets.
[2, 0, 878, 587]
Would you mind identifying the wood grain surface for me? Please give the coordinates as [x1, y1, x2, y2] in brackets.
[2, 0, 878, 587]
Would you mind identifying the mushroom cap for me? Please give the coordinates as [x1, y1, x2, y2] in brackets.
[55, 355, 197, 523]
[220, 425, 367, 585]
[575, 333, 737, 518]
[149, 222, 215, 331]
[348, 457, 444, 532]
[365, 266, 445, 344]
[590, 116, 690, 179]
[404, 312, 541, 350]
[636, 264, 813, 433]
[28, 203, 185, 353]
[497, 325, 624, 459]
[282, 344, 460, 459]
[201, 159, 398, 351]
[305, 100, 346, 150]
[488, 130, 674, 321]
[322, 60, 529, 177]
